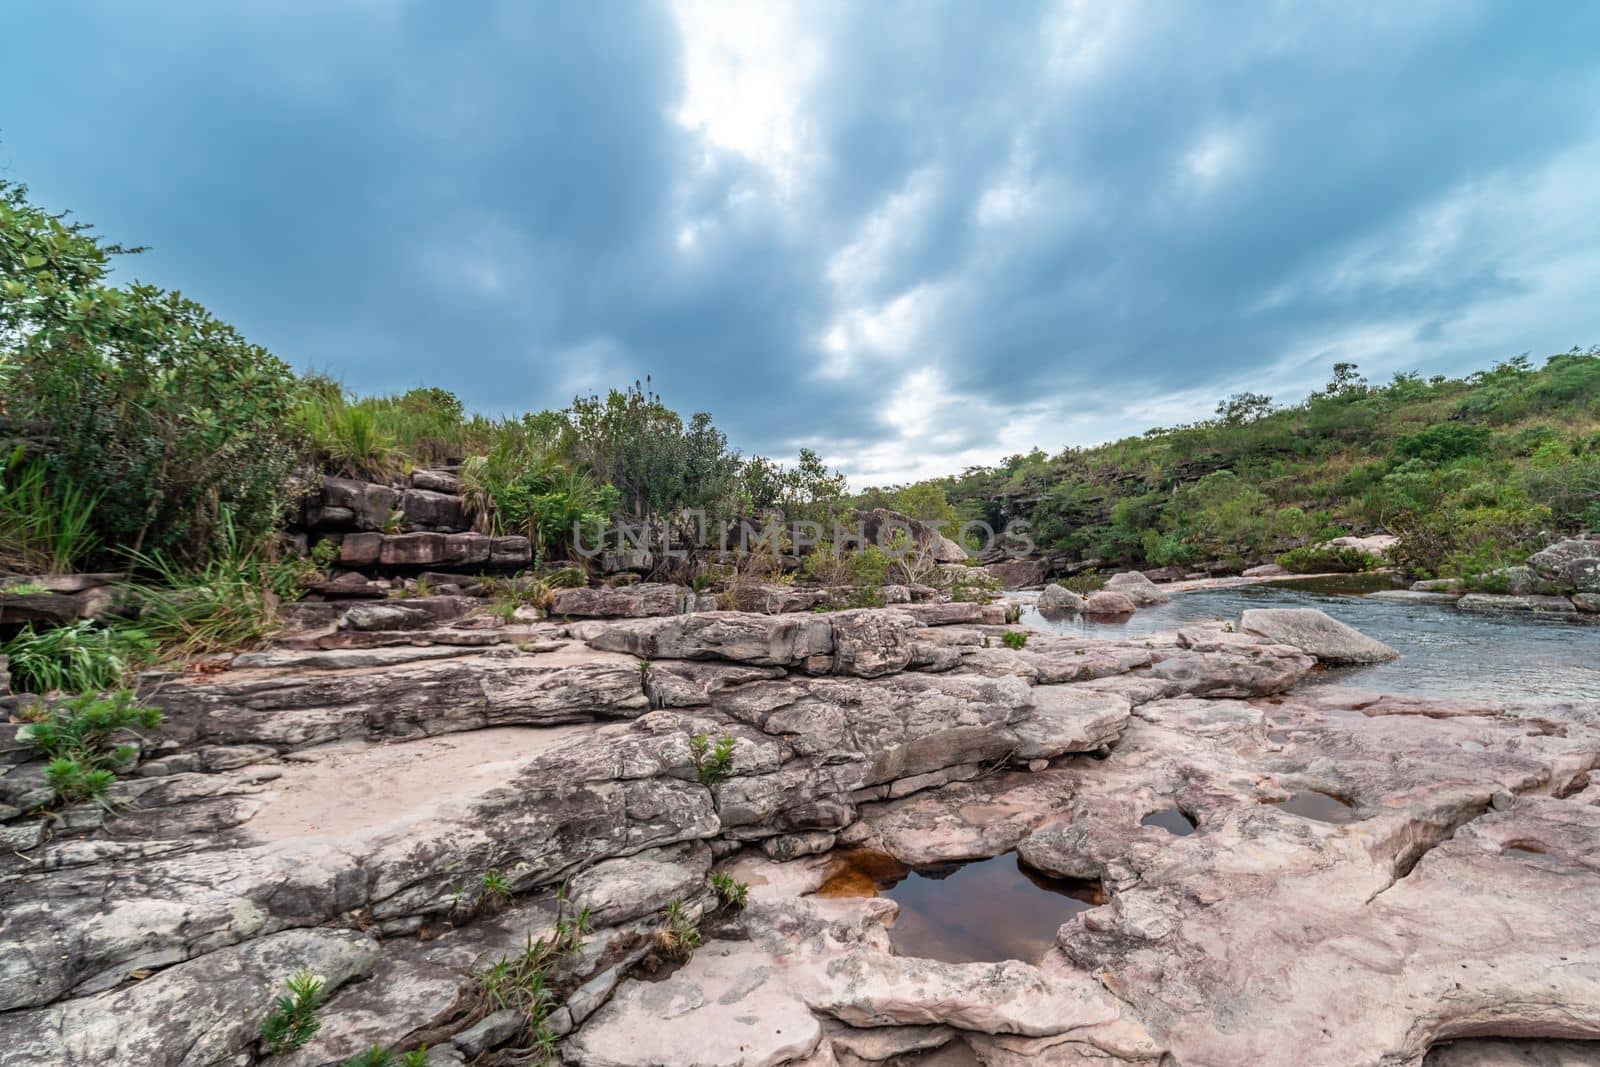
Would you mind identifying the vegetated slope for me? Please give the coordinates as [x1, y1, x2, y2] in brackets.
[887, 355, 1600, 578]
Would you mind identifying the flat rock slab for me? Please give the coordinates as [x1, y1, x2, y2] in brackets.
[1239, 606, 1401, 663]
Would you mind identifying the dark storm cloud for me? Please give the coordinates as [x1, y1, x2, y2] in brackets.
[3, 1, 1599, 482]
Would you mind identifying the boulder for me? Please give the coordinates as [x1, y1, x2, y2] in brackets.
[551, 583, 687, 618]
[338, 531, 383, 566]
[399, 488, 466, 530]
[410, 468, 460, 493]
[1322, 533, 1399, 557]
[1104, 570, 1171, 606]
[319, 476, 397, 530]
[1490, 565, 1561, 596]
[1528, 538, 1600, 593]
[587, 611, 835, 668]
[489, 536, 533, 566]
[1411, 578, 1465, 593]
[828, 609, 919, 678]
[1574, 593, 1600, 613]
[1457, 593, 1578, 615]
[1083, 590, 1138, 616]
[933, 536, 969, 564]
[441, 531, 491, 565]
[1241, 563, 1289, 578]
[982, 560, 1048, 590]
[1037, 583, 1085, 615]
[379, 532, 449, 567]
[1238, 607, 1399, 664]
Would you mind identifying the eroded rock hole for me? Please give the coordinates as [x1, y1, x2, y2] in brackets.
[815, 849, 1106, 964]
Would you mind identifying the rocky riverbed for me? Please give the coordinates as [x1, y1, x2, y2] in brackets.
[2, 596, 1598, 1066]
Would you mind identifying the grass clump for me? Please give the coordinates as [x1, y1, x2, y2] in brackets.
[2, 621, 153, 694]
[340, 1047, 430, 1067]
[0, 447, 101, 574]
[655, 899, 701, 961]
[20, 690, 161, 806]
[464, 897, 591, 1064]
[709, 871, 749, 911]
[259, 968, 326, 1055]
[690, 734, 736, 787]
[1001, 630, 1029, 650]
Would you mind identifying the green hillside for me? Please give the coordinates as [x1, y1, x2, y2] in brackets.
[864, 355, 1600, 579]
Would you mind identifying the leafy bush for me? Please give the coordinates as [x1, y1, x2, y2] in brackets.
[690, 734, 736, 786]
[1001, 630, 1029, 650]
[19, 689, 162, 805]
[1275, 546, 1382, 574]
[1392, 424, 1492, 463]
[710, 871, 749, 910]
[3, 180, 303, 568]
[3, 622, 153, 694]
[260, 969, 326, 1055]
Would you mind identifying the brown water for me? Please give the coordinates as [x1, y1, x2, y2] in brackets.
[816, 850, 1106, 964]
[1273, 790, 1358, 823]
[1141, 807, 1197, 835]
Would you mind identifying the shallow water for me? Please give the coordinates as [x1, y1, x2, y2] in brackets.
[1274, 790, 1358, 823]
[817, 850, 1104, 964]
[1016, 578, 1600, 703]
[1141, 806, 1197, 835]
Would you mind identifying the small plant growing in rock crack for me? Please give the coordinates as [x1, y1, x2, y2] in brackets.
[690, 733, 737, 787]
[339, 1045, 429, 1066]
[655, 899, 701, 960]
[259, 968, 326, 1054]
[479, 869, 514, 912]
[464, 897, 590, 1064]
[709, 871, 749, 911]
[1001, 630, 1029, 650]
[20, 689, 163, 806]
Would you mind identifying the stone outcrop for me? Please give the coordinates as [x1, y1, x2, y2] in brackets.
[983, 560, 1048, 589]
[2, 588, 1593, 1067]
[1037, 583, 1085, 615]
[1528, 537, 1600, 593]
[1083, 589, 1138, 616]
[1239, 606, 1401, 664]
[551, 582, 690, 618]
[1104, 570, 1170, 606]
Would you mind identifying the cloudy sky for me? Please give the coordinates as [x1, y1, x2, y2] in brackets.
[3, 2, 1599, 485]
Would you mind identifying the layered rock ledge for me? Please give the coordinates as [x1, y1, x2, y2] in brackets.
[1, 601, 1596, 1067]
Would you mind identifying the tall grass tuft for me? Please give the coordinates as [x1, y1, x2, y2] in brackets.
[0, 447, 101, 575]
[2, 621, 153, 694]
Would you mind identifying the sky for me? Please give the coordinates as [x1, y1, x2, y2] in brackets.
[3, 1, 1599, 487]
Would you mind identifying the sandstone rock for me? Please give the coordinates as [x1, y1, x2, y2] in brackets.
[338, 531, 384, 566]
[933, 536, 968, 564]
[400, 488, 466, 530]
[565, 939, 824, 1067]
[642, 661, 788, 707]
[983, 560, 1048, 590]
[895, 602, 986, 626]
[380, 532, 449, 566]
[587, 611, 835, 668]
[1412, 578, 1466, 593]
[440, 531, 490, 565]
[1323, 532, 1399, 557]
[1241, 563, 1289, 577]
[552, 583, 687, 618]
[1083, 590, 1138, 616]
[1104, 571, 1171, 606]
[1367, 589, 1462, 605]
[1238, 607, 1400, 664]
[0, 585, 121, 626]
[567, 842, 712, 927]
[0, 928, 380, 1066]
[410, 468, 460, 493]
[320, 476, 397, 530]
[1574, 593, 1600, 613]
[489, 536, 533, 566]
[1458, 593, 1578, 615]
[1528, 538, 1600, 592]
[1037, 584, 1085, 615]
[829, 609, 918, 678]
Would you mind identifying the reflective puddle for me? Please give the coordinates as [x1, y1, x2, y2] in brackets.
[1273, 790, 1358, 823]
[816, 850, 1106, 964]
[1141, 807, 1197, 835]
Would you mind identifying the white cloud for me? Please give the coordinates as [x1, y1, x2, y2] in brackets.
[1180, 123, 1254, 193]
[669, 0, 822, 190]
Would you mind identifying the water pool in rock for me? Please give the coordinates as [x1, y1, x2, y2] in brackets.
[1273, 790, 1358, 823]
[1141, 806, 1197, 835]
[1013, 579, 1600, 703]
[816, 850, 1105, 964]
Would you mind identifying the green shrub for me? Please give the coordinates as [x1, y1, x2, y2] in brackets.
[20, 690, 162, 805]
[656, 899, 701, 961]
[1001, 630, 1029, 650]
[690, 734, 736, 786]
[1393, 423, 1492, 463]
[260, 969, 326, 1055]
[3, 622, 153, 694]
[469, 897, 589, 1064]
[709, 871, 749, 911]
[1275, 545, 1382, 574]
[3, 180, 303, 569]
